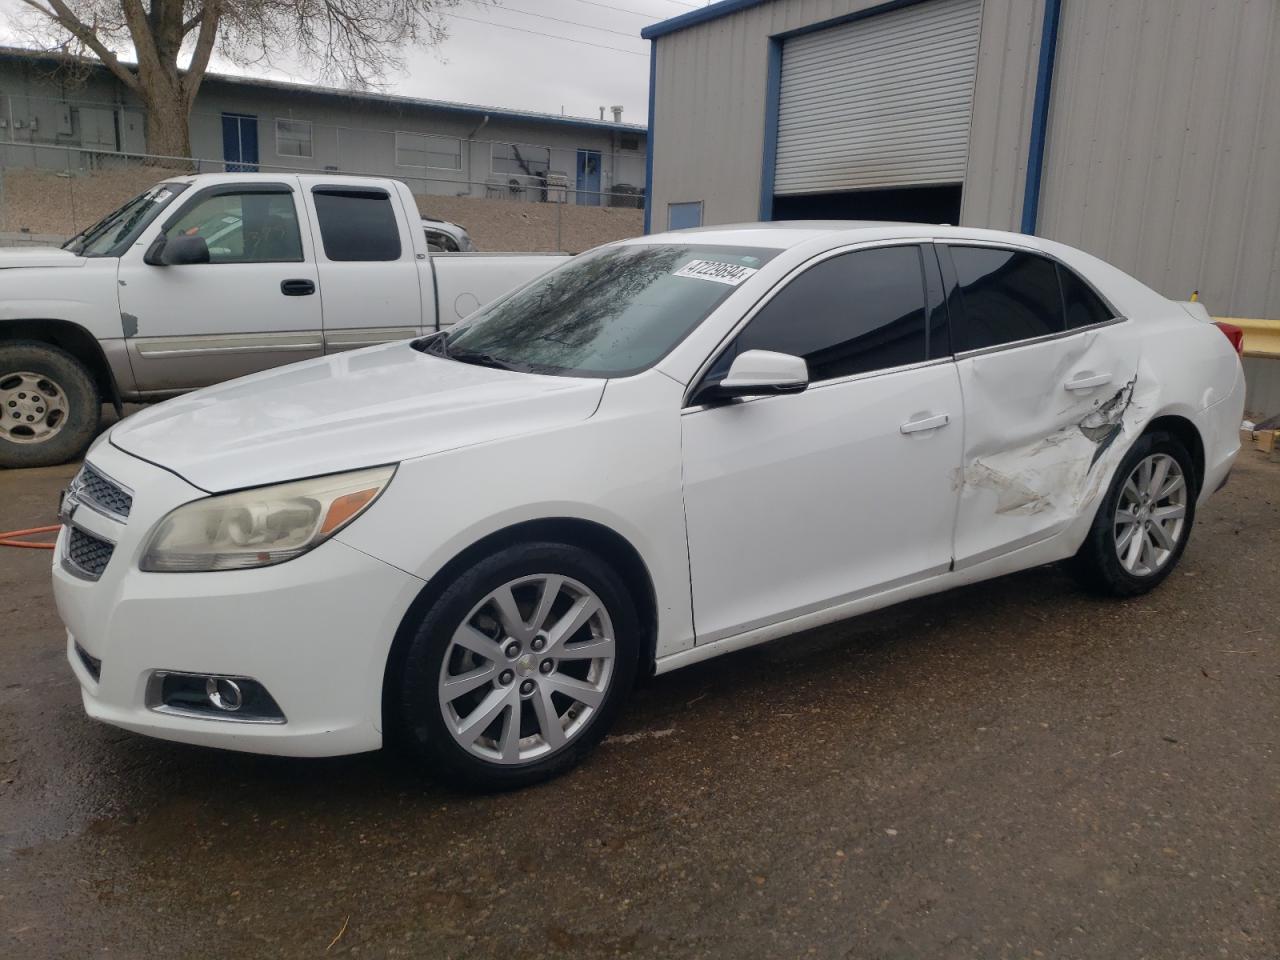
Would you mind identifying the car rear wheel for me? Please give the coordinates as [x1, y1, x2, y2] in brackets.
[1069, 431, 1197, 596]
[0, 342, 100, 469]
[394, 542, 639, 789]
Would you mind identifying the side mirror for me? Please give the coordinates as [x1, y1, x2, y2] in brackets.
[698, 349, 809, 404]
[145, 234, 211, 266]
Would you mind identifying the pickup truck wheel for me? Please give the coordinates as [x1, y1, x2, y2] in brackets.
[394, 542, 639, 790]
[0, 342, 100, 469]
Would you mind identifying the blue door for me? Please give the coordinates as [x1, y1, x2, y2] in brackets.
[575, 149, 601, 206]
[222, 113, 259, 172]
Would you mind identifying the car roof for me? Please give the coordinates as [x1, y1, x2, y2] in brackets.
[631, 221, 1045, 251]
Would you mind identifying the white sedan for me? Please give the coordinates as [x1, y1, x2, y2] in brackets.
[53, 223, 1245, 789]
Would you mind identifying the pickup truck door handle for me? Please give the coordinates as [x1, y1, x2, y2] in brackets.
[1064, 372, 1112, 392]
[900, 413, 950, 435]
[280, 279, 316, 297]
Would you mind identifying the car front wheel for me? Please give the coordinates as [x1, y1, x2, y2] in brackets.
[1070, 430, 1197, 596]
[394, 542, 639, 789]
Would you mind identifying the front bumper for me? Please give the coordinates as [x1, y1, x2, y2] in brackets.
[53, 442, 425, 757]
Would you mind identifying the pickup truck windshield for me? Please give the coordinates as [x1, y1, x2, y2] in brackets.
[440, 244, 778, 377]
[66, 183, 187, 257]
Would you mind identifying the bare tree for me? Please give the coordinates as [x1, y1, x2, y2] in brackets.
[16, 0, 469, 162]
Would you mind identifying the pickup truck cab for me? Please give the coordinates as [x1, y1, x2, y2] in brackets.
[0, 173, 566, 468]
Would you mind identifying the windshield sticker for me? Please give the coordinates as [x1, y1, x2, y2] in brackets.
[674, 259, 759, 286]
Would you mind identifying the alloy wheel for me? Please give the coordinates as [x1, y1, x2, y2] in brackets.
[1114, 452, 1188, 577]
[0, 371, 69, 444]
[438, 574, 616, 764]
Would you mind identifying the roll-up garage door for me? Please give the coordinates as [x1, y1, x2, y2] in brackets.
[774, 0, 982, 196]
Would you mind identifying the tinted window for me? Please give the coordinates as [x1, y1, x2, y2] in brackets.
[164, 190, 302, 263]
[1059, 264, 1115, 328]
[312, 189, 401, 261]
[950, 247, 1063, 351]
[729, 246, 929, 382]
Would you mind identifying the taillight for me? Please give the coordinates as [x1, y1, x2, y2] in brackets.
[1215, 321, 1245, 355]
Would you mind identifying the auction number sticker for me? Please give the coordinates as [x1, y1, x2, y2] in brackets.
[674, 259, 759, 286]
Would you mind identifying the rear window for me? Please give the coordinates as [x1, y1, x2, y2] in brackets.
[312, 189, 401, 261]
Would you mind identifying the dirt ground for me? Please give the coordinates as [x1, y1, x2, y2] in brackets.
[0, 430, 1277, 959]
[0, 167, 643, 253]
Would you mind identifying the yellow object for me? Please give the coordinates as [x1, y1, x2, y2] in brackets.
[1214, 317, 1280, 358]
[1256, 430, 1276, 455]
[1190, 290, 1199, 302]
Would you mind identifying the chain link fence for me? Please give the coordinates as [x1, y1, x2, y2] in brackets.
[0, 140, 646, 254]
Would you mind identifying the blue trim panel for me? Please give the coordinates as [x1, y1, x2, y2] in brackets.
[642, 0, 770, 40]
[1020, 0, 1063, 234]
[644, 40, 657, 234]
[758, 38, 783, 220]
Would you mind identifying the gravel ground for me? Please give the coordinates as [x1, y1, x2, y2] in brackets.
[0, 430, 1276, 959]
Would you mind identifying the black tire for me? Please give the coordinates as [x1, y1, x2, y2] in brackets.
[1068, 430, 1198, 597]
[0, 341, 100, 469]
[393, 541, 640, 790]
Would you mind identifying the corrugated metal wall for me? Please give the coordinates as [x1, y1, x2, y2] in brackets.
[1038, 0, 1280, 319]
[649, 0, 1044, 229]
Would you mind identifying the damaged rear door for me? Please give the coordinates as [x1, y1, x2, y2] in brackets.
[939, 243, 1140, 568]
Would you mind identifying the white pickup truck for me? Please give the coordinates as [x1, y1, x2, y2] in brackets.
[0, 173, 567, 467]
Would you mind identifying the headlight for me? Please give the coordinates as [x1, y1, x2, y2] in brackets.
[140, 465, 395, 572]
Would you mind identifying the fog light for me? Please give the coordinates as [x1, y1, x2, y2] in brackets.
[205, 677, 243, 712]
[145, 670, 286, 724]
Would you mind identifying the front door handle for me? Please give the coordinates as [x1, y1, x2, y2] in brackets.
[1064, 372, 1112, 392]
[900, 413, 950, 435]
[280, 279, 316, 296]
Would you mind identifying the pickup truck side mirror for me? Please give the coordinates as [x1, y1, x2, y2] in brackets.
[145, 234, 211, 266]
[695, 349, 810, 405]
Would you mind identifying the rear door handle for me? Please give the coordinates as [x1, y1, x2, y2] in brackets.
[1064, 372, 1112, 392]
[900, 413, 950, 435]
[281, 279, 316, 296]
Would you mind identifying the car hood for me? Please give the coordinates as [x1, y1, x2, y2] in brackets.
[0, 246, 85, 269]
[110, 342, 606, 492]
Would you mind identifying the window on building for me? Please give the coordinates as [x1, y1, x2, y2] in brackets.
[492, 142, 551, 178]
[164, 189, 303, 264]
[311, 188, 400, 261]
[275, 119, 313, 159]
[727, 246, 929, 382]
[1059, 263, 1117, 329]
[949, 246, 1064, 352]
[396, 132, 462, 170]
[667, 202, 703, 230]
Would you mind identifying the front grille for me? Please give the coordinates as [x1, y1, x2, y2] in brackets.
[67, 527, 115, 579]
[76, 464, 133, 519]
[74, 641, 102, 682]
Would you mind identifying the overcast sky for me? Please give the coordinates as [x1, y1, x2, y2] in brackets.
[0, 0, 712, 125]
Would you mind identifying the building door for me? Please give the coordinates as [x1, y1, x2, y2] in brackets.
[221, 113, 259, 171]
[768, 0, 981, 222]
[575, 149, 602, 206]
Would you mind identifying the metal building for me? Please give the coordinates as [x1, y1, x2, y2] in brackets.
[641, 0, 1280, 405]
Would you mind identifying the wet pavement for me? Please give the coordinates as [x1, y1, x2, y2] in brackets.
[1, 441, 1277, 959]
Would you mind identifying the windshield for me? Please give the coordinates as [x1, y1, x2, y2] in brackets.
[68, 182, 187, 257]
[440, 243, 778, 376]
